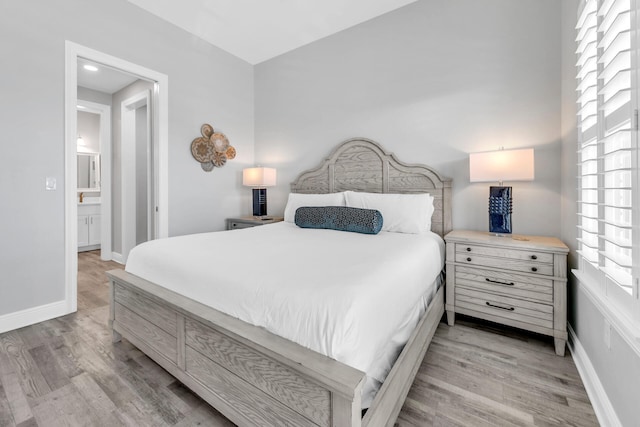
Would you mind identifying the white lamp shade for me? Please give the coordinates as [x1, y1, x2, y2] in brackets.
[243, 167, 276, 187]
[469, 148, 535, 183]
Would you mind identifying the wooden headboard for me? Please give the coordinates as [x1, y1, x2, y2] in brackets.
[290, 138, 452, 237]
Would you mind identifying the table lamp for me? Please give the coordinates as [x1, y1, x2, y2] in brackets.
[243, 167, 277, 217]
[469, 148, 534, 235]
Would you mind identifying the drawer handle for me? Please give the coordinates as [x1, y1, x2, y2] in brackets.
[466, 247, 472, 252]
[531, 267, 538, 272]
[486, 278, 514, 286]
[466, 257, 472, 262]
[486, 302, 515, 311]
[531, 255, 537, 260]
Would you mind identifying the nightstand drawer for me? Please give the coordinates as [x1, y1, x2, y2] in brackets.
[226, 216, 284, 230]
[454, 265, 553, 303]
[455, 287, 553, 329]
[455, 243, 553, 263]
[228, 221, 255, 230]
[454, 252, 553, 276]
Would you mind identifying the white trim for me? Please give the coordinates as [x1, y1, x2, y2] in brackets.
[111, 252, 125, 265]
[0, 300, 69, 334]
[567, 324, 623, 427]
[65, 41, 169, 320]
[76, 99, 112, 261]
[121, 90, 150, 263]
[153, 80, 168, 240]
[65, 43, 79, 314]
[145, 94, 154, 241]
[573, 269, 640, 356]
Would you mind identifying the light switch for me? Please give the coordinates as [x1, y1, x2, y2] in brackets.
[46, 177, 56, 190]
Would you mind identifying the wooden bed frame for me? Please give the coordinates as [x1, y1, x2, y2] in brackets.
[107, 138, 452, 427]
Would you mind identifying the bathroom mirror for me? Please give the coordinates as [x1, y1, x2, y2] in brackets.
[77, 153, 101, 191]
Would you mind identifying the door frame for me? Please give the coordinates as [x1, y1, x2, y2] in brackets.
[77, 100, 112, 260]
[64, 41, 169, 313]
[121, 89, 152, 262]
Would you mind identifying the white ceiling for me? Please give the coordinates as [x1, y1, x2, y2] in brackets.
[77, 58, 139, 94]
[126, 0, 418, 64]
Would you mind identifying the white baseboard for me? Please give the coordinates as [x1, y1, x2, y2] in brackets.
[111, 252, 124, 264]
[568, 324, 622, 427]
[0, 300, 72, 334]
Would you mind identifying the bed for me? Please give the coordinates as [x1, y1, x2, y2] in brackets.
[107, 137, 452, 427]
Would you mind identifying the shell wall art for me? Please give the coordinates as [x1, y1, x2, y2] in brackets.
[191, 124, 236, 172]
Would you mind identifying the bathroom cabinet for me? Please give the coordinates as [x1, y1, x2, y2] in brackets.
[78, 203, 101, 251]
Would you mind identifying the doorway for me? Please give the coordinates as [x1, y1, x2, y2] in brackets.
[121, 89, 155, 261]
[64, 41, 169, 314]
[77, 99, 111, 258]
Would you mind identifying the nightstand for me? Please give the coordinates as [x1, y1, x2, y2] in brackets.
[226, 216, 284, 230]
[444, 230, 569, 356]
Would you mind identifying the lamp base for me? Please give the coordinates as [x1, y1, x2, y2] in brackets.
[488, 186, 512, 234]
[252, 188, 268, 217]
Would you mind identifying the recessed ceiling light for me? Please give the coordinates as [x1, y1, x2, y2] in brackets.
[83, 64, 98, 72]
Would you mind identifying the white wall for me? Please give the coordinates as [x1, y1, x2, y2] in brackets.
[78, 87, 113, 107]
[255, 0, 562, 237]
[560, 1, 640, 426]
[0, 0, 254, 319]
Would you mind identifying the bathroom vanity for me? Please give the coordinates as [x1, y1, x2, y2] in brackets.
[78, 199, 101, 251]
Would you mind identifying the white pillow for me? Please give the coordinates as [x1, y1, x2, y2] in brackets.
[344, 191, 434, 234]
[283, 192, 346, 223]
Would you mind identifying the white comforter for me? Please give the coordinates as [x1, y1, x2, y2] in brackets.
[125, 222, 445, 407]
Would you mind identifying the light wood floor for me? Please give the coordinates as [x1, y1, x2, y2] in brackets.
[0, 251, 599, 426]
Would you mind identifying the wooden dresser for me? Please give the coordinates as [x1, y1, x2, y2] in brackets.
[444, 230, 569, 356]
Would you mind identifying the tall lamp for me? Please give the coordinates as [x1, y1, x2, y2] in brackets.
[243, 167, 277, 217]
[469, 148, 534, 235]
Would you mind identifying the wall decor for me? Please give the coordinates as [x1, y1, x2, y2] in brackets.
[191, 124, 236, 172]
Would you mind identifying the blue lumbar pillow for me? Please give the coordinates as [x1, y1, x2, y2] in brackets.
[294, 206, 383, 235]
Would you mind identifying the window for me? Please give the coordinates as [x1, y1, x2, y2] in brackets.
[576, 0, 640, 333]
